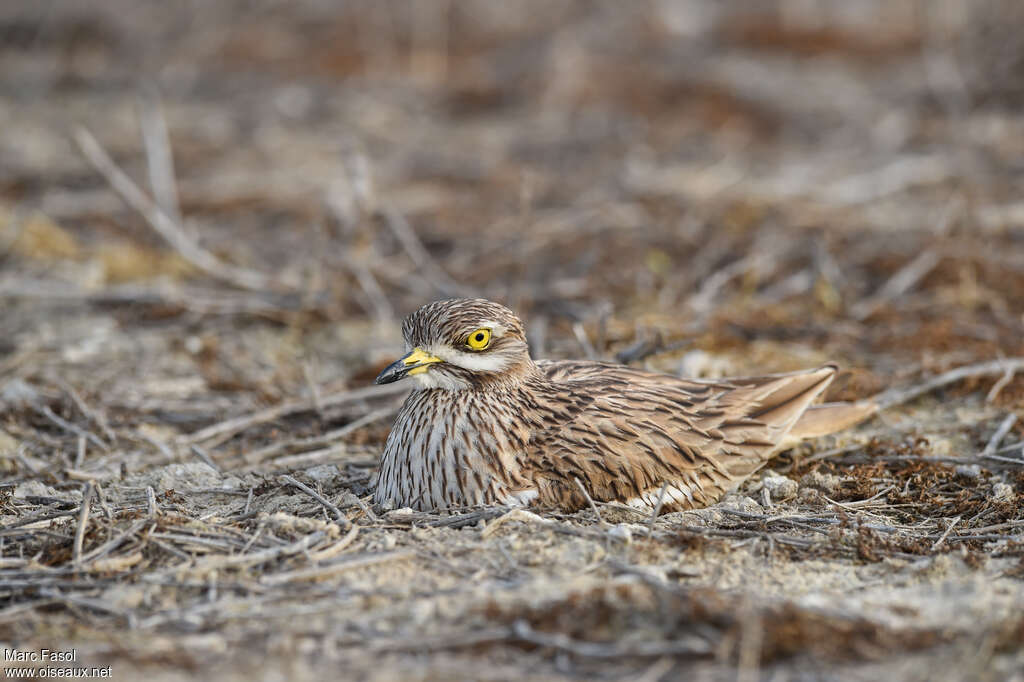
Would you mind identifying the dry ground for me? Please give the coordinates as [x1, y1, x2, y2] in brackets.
[2, 2, 1024, 680]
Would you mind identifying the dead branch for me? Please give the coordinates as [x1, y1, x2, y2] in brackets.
[35, 404, 108, 452]
[574, 476, 607, 528]
[184, 530, 329, 573]
[874, 357, 1024, 410]
[72, 482, 95, 566]
[381, 207, 471, 297]
[74, 127, 285, 293]
[981, 414, 1018, 458]
[281, 475, 350, 527]
[138, 89, 182, 226]
[851, 250, 941, 320]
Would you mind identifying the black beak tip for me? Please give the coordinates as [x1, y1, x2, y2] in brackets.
[374, 359, 406, 385]
[373, 371, 396, 385]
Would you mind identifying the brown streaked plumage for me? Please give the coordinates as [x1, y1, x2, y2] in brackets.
[372, 298, 876, 513]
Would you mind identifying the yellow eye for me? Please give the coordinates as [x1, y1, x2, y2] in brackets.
[466, 328, 491, 350]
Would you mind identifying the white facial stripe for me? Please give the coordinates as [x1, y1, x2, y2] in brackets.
[427, 344, 514, 373]
[440, 348, 512, 368]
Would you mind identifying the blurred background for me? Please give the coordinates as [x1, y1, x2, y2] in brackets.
[3, 0, 1023, 395]
[3, 3, 1024, 680]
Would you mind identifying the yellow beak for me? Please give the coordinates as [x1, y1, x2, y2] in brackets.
[374, 347, 443, 384]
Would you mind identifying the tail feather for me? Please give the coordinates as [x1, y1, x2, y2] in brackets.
[714, 365, 883, 478]
[783, 400, 878, 446]
[745, 365, 837, 428]
[709, 365, 839, 482]
[716, 364, 838, 440]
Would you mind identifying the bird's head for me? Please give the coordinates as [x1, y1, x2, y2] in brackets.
[374, 298, 534, 390]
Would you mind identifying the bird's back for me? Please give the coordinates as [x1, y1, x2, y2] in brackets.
[523, 359, 850, 511]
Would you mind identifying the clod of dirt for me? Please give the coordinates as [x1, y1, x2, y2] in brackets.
[799, 470, 842, 495]
[302, 463, 339, 482]
[125, 462, 235, 491]
[719, 494, 763, 513]
[0, 429, 19, 456]
[761, 472, 799, 500]
[13, 480, 81, 503]
[259, 511, 344, 536]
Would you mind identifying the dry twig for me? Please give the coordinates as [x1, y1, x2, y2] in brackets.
[648, 482, 670, 536]
[931, 516, 962, 551]
[281, 475, 350, 527]
[574, 476, 607, 528]
[237, 405, 397, 467]
[381, 208, 470, 297]
[74, 127, 284, 293]
[851, 250, 941, 320]
[138, 89, 182, 225]
[981, 414, 1018, 460]
[874, 358, 1024, 410]
[72, 482, 95, 566]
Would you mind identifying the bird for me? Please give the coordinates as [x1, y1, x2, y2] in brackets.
[372, 298, 876, 513]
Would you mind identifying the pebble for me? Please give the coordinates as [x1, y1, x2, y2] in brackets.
[992, 482, 1014, 501]
[954, 464, 981, 480]
[762, 473, 799, 500]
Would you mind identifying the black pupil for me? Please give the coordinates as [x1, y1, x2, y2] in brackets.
[474, 333, 484, 342]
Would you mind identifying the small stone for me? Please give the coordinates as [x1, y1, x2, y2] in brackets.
[719, 494, 763, 514]
[184, 336, 203, 354]
[0, 379, 40, 409]
[101, 584, 146, 610]
[762, 473, 798, 501]
[384, 507, 415, 518]
[954, 464, 981, 480]
[13, 480, 54, 499]
[992, 482, 1014, 501]
[607, 524, 633, 543]
[303, 464, 339, 482]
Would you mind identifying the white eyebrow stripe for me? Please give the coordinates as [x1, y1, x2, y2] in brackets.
[427, 344, 513, 373]
[474, 320, 508, 337]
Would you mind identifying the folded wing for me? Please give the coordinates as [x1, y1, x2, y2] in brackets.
[526, 360, 847, 511]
